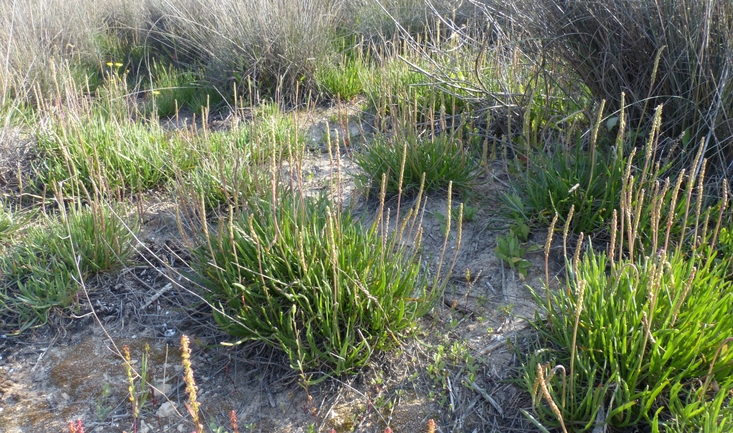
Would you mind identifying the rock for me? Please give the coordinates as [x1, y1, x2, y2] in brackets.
[156, 401, 178, 418]
[139, 420, 150, 433]
[153, 382, 173, 397]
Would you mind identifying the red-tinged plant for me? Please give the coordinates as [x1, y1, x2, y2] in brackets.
[68, 420, 85, 433]
[230, 410, 240, 433]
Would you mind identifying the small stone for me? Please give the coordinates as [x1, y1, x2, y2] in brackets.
[139, 420, 150, 433]
[177, 425, 185, 432]
[156, 401, 178, 418]
[153, 382, 172, 397]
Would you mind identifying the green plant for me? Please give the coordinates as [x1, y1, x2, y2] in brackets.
[506, 102, 628, 235]
[433, 203, 477, 234]
[96, 383, 113, 422]
[360, 53, 468, 123]
[356, 133, 478, 197]
[426, 344, 447, 387]
[148, 62, 223, 117]
[316, 51, 365, 101]
[192, 180, 458, 379]
[498, 303, 515, 317]
[178, 131, 260, 211]
[35, 112, 196, 196]
[210, 423, 227, 433]
[494, 230, 529, 277]
[522, 113, 733, 431]
[0, 201, 30, 241]
[426, 340, 479, 410]
[0, 201, 136, 332]
[176, 103, 300, 210]
[495, 232, 532, 279]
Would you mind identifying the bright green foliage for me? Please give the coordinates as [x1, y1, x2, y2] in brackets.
[0, 203, 136, 332]
[495, 231, 533, 279]
[35, 114, 195, 195]
[241, 103, 304, 163]
[194, 190, 445, 378]
[356, 133, 478, 196]
[506, 135, 626, 235]
[180, 104, 300, 209]
[182, 135, 261, 211]
[716, 227, 733, 279]
[0, 202, 29, 241]
[316, 55, 365, 101]
[526, 247, 733, 431]
[522, 108, 733, 429]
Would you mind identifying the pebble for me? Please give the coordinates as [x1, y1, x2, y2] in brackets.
[156, 401, 178, 418]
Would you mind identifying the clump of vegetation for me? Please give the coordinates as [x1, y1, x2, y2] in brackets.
[0, 200, 136, 332]
[356, 132, 478, 197]
[147, 61, 223, 117]
[523, 107, 733, 432]
[35, 113, 193, 195]
[506, 97, 659, 236]
[192, 183, 459, 378]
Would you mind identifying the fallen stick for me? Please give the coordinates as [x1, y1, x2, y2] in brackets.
[465, 379, 504, 416]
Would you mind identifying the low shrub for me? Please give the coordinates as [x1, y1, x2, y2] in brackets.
[514, 0, 733, 175]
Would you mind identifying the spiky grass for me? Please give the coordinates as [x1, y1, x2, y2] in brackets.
[523, 107, 733, 431]
[35, 111, 194, 196]
[0, 200, 136, 332]
[192, 184, 457, 378]
[356, 132, 478, 197]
